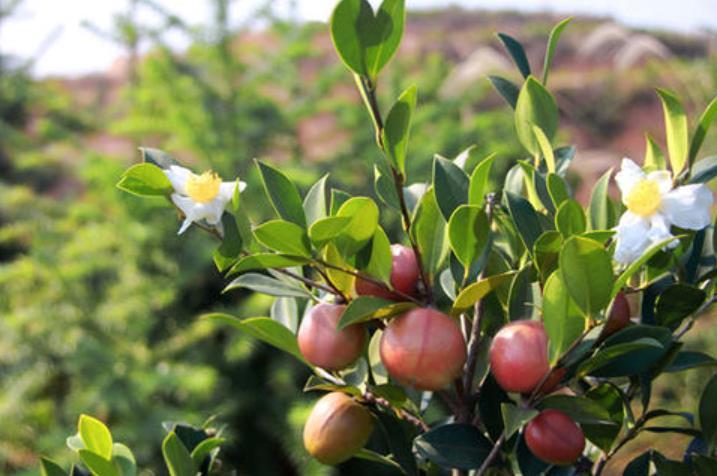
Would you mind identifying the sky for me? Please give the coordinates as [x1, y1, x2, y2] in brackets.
[1, 0, 716, 77]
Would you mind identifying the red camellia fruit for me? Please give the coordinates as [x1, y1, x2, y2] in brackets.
[380, 307, 466, 391]
[525, 409, 585, 465]
[297, 303, 366, 370]
[601, 291, 631, 338]
[303, 392, 374, 465]
[355, 244, 420, 299]
[490, 320, 549, 393]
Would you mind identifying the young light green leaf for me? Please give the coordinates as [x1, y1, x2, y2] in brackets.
[532, 124, 556, 173]
[79, 450, 119, 476]
[488, 75, 520, 109]
[303, 174, 329, 225]
[451, 272, 516, 315]
[308, 216, 351, 248]
[228, 254, 308, 275]
[468, 154, 496, 206]
[433, 156, 469, 221]
[542, 18, 571, 85]
[361, 227, 393, 283]
[117, 163, 172, 197]
[411, 188, 449, 277]
[546, 173, 570, 208]
[555, 199, 586, 238]
[588, 168, 615, 230]
[644, 134, 666, 171]
[368, 330, 388, 384]
[543, 271, 586, 364]
[382, 85, 417, 174]
[335, 197, 380, 255]
[689, 96, 717, 168]
[254, 220, 311, 257]
[162, 432, 195, 476]
[190, 437, 225, 468]
[338, 297, 415, 329]
[256, 160, 306, 228]
[448, 205, 490, 268]
[559, 236, 614, 317]
[656, 88, 689, 175]
[78, 415, 113, 460]
[515, 76, 559, 156]
[497, 32, 531, 78]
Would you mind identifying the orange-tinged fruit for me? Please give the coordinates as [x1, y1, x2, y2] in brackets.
[490, 320, 550, 394]
[297, 303, 366, 370]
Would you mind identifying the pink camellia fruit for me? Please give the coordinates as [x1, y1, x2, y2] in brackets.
[297, 303, 366, 370]
[601, 291, 631, 338]
[355, 244, 420, 299]
[303, 392, 374, 465]
[490, 320, 550, 393]
[525, 409, 585, 465]
[380, 307, 466, 391]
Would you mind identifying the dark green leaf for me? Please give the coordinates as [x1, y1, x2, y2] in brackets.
[40, 458, 67, 476]
[190, 437, 225, 469]
[373, 165, 400, 209]
[117, 163, 172, 197]
[514, 76, 559, 155]
[504, 191, 543, 254]
[655, 284, 706, 329]
[213, 214, 243, 272]
[223, 273, 312, 298]
[612, 235, 684, 297]
[433, 156, 469, 221]
[501, 403, 538, 438]
[588, 168, 615, 230]
[497, 32, 531, 78]
[139, 147, 178, 169]
[578, 338, 664, 377]
[383, 85, 417, 174]
[666, 351, 717, 373]
[582, 383, 624, 452]
[542, 18, 571, 85]
[360, 227, 393, 283]
[256, 161, 306, 228]
[488, 75, 520, 109]
[689, 155, 717, 184]
[657, 88, 689, 175]
[538, 395, 613, 425]
[699, 373, 717, 452]
[624, 451, 651, 476]
[413, 423, 492, 470]
[559, 236, 614, 316]
[533, 231, 562, 281]
[338, 297, 414, 329]
[162, 432, 195, 476]
[507, 264, 535, 321]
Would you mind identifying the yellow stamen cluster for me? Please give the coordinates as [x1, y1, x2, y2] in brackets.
[626, 179, 661, 217]
[186, 171, 221, 203]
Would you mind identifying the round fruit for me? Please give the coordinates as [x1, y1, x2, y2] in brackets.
[355, 244, 420, 299]
[297, 303, 366, 370]
[380, 307, 466, 391]
[303, 392, 374, 465]
[525, 409, 585, 465]
[601, 291, 631, 338]
[490, 320, 549, 393]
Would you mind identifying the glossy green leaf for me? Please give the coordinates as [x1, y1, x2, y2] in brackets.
[666, 351, 717, 372]
[223, 273, 312, 298]
[514, 76, 559, 155]
[229, 254, 308, 275]
[468, 154, 496, 206]
[78, 415, 113, 460]
[542, 271, 586, 364]
[204, 314, 305, 363]
[303, 174, 329, 225]
[582, 383, 624, 452]
[657, 88, 689, 175]
[79, 450, 119, 476]
[451, 271, 515, 315]
[533, 230, 562, 281]
[504, 191, 543, 255]
[532, 125, 555, 173]
[368, 330, 388, 384]
[303, 375, 361, 396]
[644, 133, 666, 171]
[383, 85, 417, 174]
[162, 432, 195, 476]
[542, 17, 571, 84]
[256, 161, 306, 228]
[190, 437, 225, 468]
[578, 338, 664, 377]
[448, 205, 490, 268]
[559, 236, 613, 316]
[507, 265, 535, 321]
[308, 216, 351, 247]
[373, 165, 401, 209]
[335, 197, 380, 255]
[488, 75, 520, 109]
[689, 96, 717, 167]
[40, 458, 66, 476]
[411, 188, 448, 276]
[497, 32, 531, 78]
[254, 220, 311, 257]
[588, 168, 615, 230]
[213, 214, 244, 272]
[501, 403, 538, 438]
[546, 172, 569, 208]
[271, 297, 299, 333]
[700, 373, 717, 452]
[361, 227, 393, 283]
[413, 423, 492, 470]
[338, 296, 415, 329]
[433, 156, 469, 221]
[117, 163, 172, 197]
[655, 284, 706, 329]
[538, 395, 613, 425]
[689, 156, 717, 184]
[555, 199, 586, 238]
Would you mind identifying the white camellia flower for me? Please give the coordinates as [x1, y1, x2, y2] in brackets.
[613, 158, 713, 265]
[164, 165, 246, 235]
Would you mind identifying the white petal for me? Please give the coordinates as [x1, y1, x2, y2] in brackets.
[647, 213, 677, 248]
[661, 184, 714, 230]
[219, 180, 245, 202]
[646, 170, 673, 195]
[615, 158, 645, 201]
[202, 200, 226, 225]
[177, 217, 194, 235]
[165, 165, 193, 195]
[613, 211, 650, 265]
[171, 193, 196, 217]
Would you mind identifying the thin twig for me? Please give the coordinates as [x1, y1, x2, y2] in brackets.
[314, 266, 348, 303]
[476, 433, 506, 476]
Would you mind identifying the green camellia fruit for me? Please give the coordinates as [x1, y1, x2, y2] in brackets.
[297, 303, 366, 370]
[380, 307, 467, 390]
[490, 320, 550, 393]
[355, 244, 420, 300]
[303, 392, 374, 465]
[525, 409, 585, 465]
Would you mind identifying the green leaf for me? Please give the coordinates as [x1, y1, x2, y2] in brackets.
[451, 272, 516, 315]
[78, 415, 113, 460]
[501, 403, 538, 438]
[213, 214, 244, 272]
[433, 156, 469, 221]
[228, 254, 308, 275]
[413, 423, 492, 470]
[507, 264, 534, 321]
[330, 0, 405, 79]
[40, 458, 66, 476]
[411, 188, 448, 277]
[538, 395, 613, 425]
[338, 297, 415, 329]
[588, 168, 615, 230]
[361, 227, 393, 283]
[383, 85, 417, 174]
[78, 450, 119, 476]
[254, 220, 311, 257]
[112, 443, 137, 476]
[514, 76, 559, 155]
[271, 297, 299, 333]
[256, 161, 306, 228]
[303, 375, 361, 396]
[335, 197, 380, 255]
[190, 437, 224, 469]
[139, 147, 178, 169]
[162, 432, 195, 476]
[373, 165, 400, 209]
[700, 373, 717, 452]
[223, 273, 312, 298]
[644, 133, 666, 171]
[468, 154, 496, 206]
[657, 88, 689, 175]
[497, 32, 531, 78]
[204, 314, 305, 363]
[308, 216, 351, 247]
[488, 75, 520, 109]
[368, 330, 388, 385]
[582, 383, 624, 452]
[303, 174, 329, 225]
[504, 191, 543, 254]
[116, 163, 172, 197]
[532, 125, 556, 173]
[611, 235, 681, 297]
[555, 199, 586, 238]
[330, 188, 351, 215]
[689, 96, 717, 167]
[546, 172, 569, 208]
[655, 284, 706, 329]
[533, 231, 562, 281]
[689, 155, 717, 184]
[577, 338, 664, 377]
[448, 205, 490, 268]
[354, 448, 404, 471]
[559, 236, 613, 316]
[666, 351, 717, 372]
[542, 18, 571, 85]
[542, 271, 586, 364]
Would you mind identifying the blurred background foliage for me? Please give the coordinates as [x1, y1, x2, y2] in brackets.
[0, 0, 716, 474]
